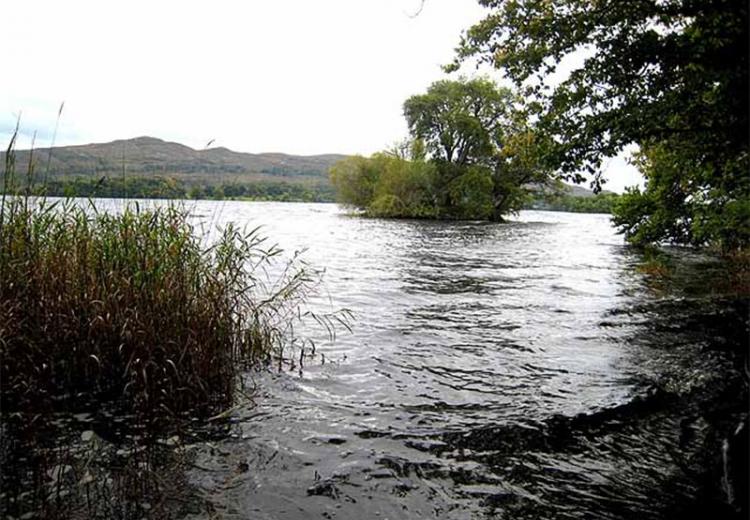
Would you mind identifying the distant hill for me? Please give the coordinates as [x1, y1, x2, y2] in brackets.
[563, 183, 607, 197]
[2, 136, 347, 187]
[1, 137, 611, 207]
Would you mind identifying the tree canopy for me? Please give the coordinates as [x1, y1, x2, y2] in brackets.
[451, 0, 749, 249]
[403, 78, 511, 166]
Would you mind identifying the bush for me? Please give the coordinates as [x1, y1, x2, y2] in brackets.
[447, 166, 494, 220]
[612, 144, 750, 251]
[369, 194, 407, 217]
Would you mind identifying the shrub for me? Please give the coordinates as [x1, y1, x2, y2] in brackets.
[369, 194, 406, 217]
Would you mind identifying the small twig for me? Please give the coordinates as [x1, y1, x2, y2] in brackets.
[406, 0, 426, 18]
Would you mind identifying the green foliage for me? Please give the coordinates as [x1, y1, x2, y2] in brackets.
[403, 78, 512, 166]
[452, 0, 748, 180]
[195, 180, 334, 202]
[372, 154, 437, 217]
[493, 128, 555, 217]
[329, 155, 380, 208]
[612, 144, 750, 249]
[332, 78, 554, 221]
[330, 154, 438, 218]
[370, 194, 407, 217]
[452, 0, 749, 248]
[447, 166, 494, 219]
[46, 176, 187, 199]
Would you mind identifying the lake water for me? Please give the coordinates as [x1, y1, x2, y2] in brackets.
[94, 200, 750, 518]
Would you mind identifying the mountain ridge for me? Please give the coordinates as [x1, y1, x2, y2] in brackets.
[2, 136, 347, 186]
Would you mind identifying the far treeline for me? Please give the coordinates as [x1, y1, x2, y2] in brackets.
[31, 169, 619, 214]
[332, 0, 748, 252]
[38, 177, 335, 203]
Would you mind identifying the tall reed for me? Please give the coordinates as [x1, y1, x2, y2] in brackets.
[0, 132, 338, 518]
[0, 197, 312, 417]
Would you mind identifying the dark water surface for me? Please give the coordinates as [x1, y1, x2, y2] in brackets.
[110, 201, 750, 518]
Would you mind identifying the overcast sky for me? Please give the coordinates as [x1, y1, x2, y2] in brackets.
[1, 0, 642, 192]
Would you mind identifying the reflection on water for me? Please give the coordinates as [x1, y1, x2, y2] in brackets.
[90, 200, 749, 519]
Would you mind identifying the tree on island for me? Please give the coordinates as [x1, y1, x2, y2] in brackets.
[331, 77, 555, 221]
[448, 0, 748, 250]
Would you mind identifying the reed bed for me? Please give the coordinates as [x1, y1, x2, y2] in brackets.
[0, 197, 306, 416]
[0, 133, 338, 518]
